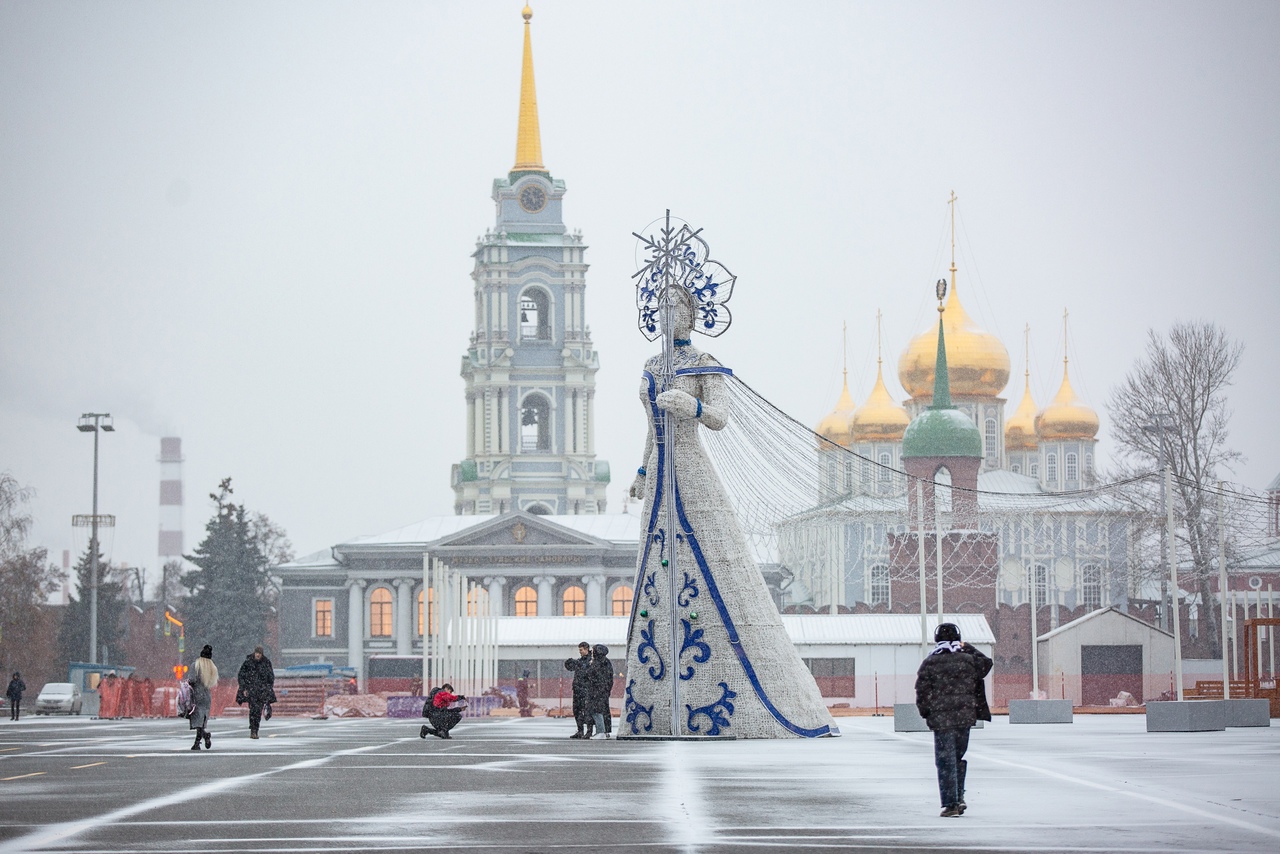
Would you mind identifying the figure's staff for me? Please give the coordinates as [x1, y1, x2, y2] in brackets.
[632, 211, 735, 737]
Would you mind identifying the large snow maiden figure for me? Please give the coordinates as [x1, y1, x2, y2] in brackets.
[623, 217, 837, 739]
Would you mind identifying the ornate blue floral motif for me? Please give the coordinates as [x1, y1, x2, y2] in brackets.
[632, 215, 737, 342]
[624, 678, 653, 735]
[686, 682, 737, 736]
[677, 618, 711, 681]
[642, 571, 659, 607]
[637, 619, 665, 681]
[678, 569, 699, 607]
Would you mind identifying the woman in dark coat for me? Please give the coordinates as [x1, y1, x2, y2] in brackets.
[6, 672, 25, 721]
[587, 644, 614, 739]
[236, 646, 275, 739]
[188, 645, 219, 751]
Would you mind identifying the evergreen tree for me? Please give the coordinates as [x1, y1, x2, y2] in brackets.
[56, 544, 128, 666]
[182, 479, 272, 672]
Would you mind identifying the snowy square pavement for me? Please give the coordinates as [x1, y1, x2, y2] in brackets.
[0, 713, 1276, 852]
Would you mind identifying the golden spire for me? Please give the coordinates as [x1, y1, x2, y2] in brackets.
[1037, 308, 1099, 440]
[852, 310, 910, 443]
[816, 321, 858, 448]
[1005, 324, 1039, 451]
[512, 5, 548, 175]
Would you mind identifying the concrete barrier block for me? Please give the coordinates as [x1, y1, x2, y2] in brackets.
[893, 703, 929, 732]
[1223, 698, 1271, 727]
[893, 703, 983, 731]
[1008, 699, 1074, 724]
[1146, 700, 1226, 732]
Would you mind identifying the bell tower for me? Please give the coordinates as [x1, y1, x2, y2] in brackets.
[452, 5, 610, 516]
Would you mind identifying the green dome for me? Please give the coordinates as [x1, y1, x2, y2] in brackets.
[901, 408, 983, 459]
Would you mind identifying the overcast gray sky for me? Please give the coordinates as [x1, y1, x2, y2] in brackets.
[2, 1, 1277, 588]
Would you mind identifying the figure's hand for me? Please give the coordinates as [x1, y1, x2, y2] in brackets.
[655, 389, 699, 419]
[629, 473, 645, 499]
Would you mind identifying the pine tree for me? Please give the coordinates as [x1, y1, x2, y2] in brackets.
[56, 545, 127, 666]
[182, 479, 272, 672]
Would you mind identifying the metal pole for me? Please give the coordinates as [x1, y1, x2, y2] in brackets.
[1269, 586, 1275, 680]
[422, 553, 430, 692]
[89, 421, 100, 664]
[917, 480, 928, 656]
[1166, 464, 1183, 701]
[1217, 484, 1229, 698]
[659, 245, 681, 738]
[934, 493, 944, 620]
[1030, 561, 1039, 699]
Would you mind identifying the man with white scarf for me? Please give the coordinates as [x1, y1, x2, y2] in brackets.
[914, 623, 993, 817]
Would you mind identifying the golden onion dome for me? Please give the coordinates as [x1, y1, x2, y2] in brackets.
[898, 283, 1010, 400]
[816, 375, 858, 449]
[1036, 363, 1099, 440]
[852, 362, 910, 443]
[1005, 372, 1039, 451]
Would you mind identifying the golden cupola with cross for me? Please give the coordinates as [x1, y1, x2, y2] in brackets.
[1032, 310, 1099, 490]
[897, 193, 1010, 471]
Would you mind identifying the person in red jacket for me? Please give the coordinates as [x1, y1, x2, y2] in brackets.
[420, 683, 465, 739]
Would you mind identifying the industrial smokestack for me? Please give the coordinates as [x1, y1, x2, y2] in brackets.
[158, 437, 184, 561]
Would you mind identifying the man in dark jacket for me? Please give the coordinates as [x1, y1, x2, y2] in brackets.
[564, 642, 593, 738]
[6, 672, 25, 721]
[915, 623, 993, 817]
[236, 646, 276, 739]
[587, 644, 614, 739]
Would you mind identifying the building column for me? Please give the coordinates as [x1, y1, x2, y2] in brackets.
[533, 575, 556, 617]
[585, 574, 605, 617]
[395, 578, 414, 656]
[484, 576, 507, 616]
[346, 579, 366, 690]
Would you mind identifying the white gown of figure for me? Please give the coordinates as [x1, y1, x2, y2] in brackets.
[623, 341, 839, 738]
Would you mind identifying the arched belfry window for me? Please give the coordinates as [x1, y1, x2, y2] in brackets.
[521, 393, 552, 452]
[520, 288, 551, 341]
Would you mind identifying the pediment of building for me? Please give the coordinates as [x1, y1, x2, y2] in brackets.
[429, 510, 608, 551]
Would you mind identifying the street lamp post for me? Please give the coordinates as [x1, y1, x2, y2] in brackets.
[1142, 415, 1177, 630]
[76, 413, 114, 664]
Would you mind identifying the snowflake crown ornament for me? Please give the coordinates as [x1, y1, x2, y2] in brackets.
[632, 211, 736, 341]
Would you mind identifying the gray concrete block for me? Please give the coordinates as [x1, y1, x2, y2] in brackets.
[1145, 700, 1225, 732]
[893, 703, 929, 731]
[1223, 698, 1271, 727]
[892, 703, 983, 731]
[1009, 699, 1074, 724]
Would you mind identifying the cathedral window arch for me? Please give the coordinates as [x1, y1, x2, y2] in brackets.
[610, 585, 634, 616]
[520, 393, 553, 452]
[984, 418, 998, 462]
[369, 587, 393, 638]
[1085, 453, 1094, 480]
[519, 286, 552, 341]
[1081, 564, 1102, 610]
[1030, 460, 1039, 478]
[1027, 563, 1049, 607]
[869, 564, 890, 606]
[513, 585, 537, 617]
[1046, 453, 1058, 484]
[1011, 462, 1022, 474]
[418, 588, 436, 636]
[1066, 452, 1079, 482]
[562, 585, 586, 616]
[878, 452, 891, 481]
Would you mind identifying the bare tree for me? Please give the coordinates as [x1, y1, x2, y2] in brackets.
[0, 473, 66, 672]
[1107, 322, 1243, 656]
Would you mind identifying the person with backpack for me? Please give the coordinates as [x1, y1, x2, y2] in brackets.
[236, 646, 276, 739]
[915, 623, 993, 817]
[420, 683, 465, 739]
[188, 645, 219, 751]
[564, 642, 593, 738]
[6, 672, 25, 721]
[587, 644, 614, 739]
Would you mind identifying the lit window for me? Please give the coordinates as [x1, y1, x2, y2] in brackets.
[514, 585, 537, 617]
[418, 588, 435, 636]
[369, 588, 393, 637]
[611, 586, 634, 616]
[562, 585, 586, 616]
[314, 599, 333, 637]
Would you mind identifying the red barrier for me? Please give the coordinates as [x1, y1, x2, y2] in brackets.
[97, 675, 122, 718]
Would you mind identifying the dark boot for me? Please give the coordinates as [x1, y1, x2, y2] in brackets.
[203, 731, 212, 749]
[191, 732, 202, 751]
[569, 722, 584, 739]
[584, 720, 595, 739]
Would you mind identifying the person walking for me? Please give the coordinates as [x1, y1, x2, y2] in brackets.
[236, 646, 276, 739]
[564, 642, 593, 738]
[915, 623, 993, 817]
[420, 683, 465, 739]
[6, 672, 25, 721]
[587, 644, 614, 739]
[516, 670, 533, 718]
[188, 645, 219, 751]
